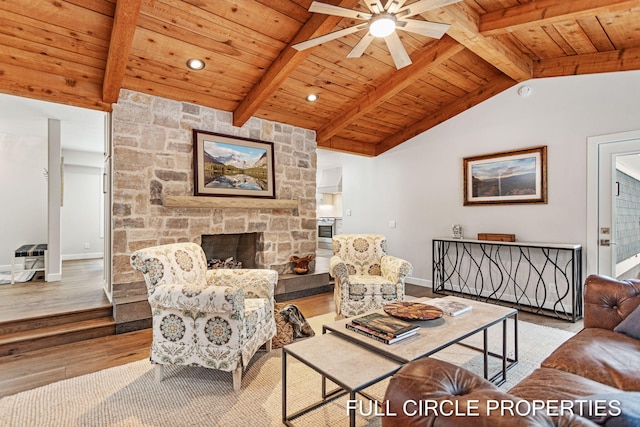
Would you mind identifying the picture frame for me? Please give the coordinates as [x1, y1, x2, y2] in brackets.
[463, 146, 547, 206]
[193, 130, 275, 198]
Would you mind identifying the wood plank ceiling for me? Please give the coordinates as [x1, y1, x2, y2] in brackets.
[1, 0, 639, 156]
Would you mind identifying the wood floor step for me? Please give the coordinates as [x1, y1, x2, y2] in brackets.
[0, 317, 116, 357]
[0, 306, 112, 336]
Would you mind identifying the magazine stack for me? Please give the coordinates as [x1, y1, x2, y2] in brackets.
[346, 313, 420, 344]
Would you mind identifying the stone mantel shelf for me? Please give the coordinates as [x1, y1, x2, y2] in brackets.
[162, 195, 299, 209]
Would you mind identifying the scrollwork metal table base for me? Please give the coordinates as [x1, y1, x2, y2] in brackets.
[432, 238, 582, 322]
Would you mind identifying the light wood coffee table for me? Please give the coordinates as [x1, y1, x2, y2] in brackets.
[282, 296, 518, 426]
[282, 333, 401, 427]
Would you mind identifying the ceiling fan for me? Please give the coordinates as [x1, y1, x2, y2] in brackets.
[292, 0, 461, 69]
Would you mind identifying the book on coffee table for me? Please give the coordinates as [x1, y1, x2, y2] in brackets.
[351, 312, 419, 337]
[345, 322, 417, 344]
[426, 298, 473, 317]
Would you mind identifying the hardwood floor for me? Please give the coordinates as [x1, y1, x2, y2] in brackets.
[0, 258, 109, 323]
[0, 261, 583, 398]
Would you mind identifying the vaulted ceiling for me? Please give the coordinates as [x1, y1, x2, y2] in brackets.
[1, 0, 639, 156]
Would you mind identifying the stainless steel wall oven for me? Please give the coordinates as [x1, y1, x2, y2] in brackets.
[317, 218, 335, 249]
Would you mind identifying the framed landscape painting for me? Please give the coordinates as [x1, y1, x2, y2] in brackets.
[463, 146, 547, 206]
[193, 130, 275, 198]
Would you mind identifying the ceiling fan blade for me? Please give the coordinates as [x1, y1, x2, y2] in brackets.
[309, 1, 371, 20]
[365, 0, 385, 14]
[292, 23, 369, 51]
[397, 0, 462, 19]
[396, 19, 451, 39]
[346, 33, 375, 58]
[386, 0, 408, 14]
[384, 32, 412, 69]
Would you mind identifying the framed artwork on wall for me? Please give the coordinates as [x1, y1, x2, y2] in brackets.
[463, 146, 547, 206]
[193, 130, 275, 198]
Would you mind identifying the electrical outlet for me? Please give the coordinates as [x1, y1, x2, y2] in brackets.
[84, 243, 90, 249]
[389, 220, 396, 228]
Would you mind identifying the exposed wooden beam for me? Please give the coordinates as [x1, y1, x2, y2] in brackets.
[102, 0, 143, 103]
[534, 47, 640, 78]
[232, 0, 361, 128]
[421, 2, 533, 82]
[317, 136, 377, 156]
[315, 36, 464, 143]
[480, 0, 640, 36]
[375, 75, 516, 155]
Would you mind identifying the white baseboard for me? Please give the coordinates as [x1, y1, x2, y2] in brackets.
[46, 272, 62, 282]
[406, 277, 431, 287]
[62, 253, 104, 261]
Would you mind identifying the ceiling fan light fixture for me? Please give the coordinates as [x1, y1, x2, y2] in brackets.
[369, 13, 396, 38]
[186, 58, 205, 70]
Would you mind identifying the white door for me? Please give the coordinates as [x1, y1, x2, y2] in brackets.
[587, 130, 640, 277]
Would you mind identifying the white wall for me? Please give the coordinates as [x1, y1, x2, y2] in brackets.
[60, 163, 104, 260]
[339, 70, 640, 285]
[0, 133, 48, 269]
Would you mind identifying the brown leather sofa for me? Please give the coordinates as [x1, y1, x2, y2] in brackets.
[382, 274, 640, 426]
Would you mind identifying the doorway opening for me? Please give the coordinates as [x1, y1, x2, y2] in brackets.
[587, 130, 640, 278]
[0, 94, 110, 321]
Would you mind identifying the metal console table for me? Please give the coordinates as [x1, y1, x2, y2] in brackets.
[432, 238, 582, 322]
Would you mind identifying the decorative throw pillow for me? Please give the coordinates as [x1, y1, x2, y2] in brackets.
[573, 392, 640, 426]
[279, 303, 315, 338]
[272, 302, 294, 349]
[614, 304, 640, 340]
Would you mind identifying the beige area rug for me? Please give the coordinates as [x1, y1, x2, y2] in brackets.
[0, 313, 575, 427]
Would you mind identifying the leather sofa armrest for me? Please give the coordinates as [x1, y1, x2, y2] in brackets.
[584, 274, 640, 330]
[381, 358, 601, 427]
[381, 358, 558, 427]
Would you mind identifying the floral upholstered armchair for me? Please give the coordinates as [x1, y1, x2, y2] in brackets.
[330, 234, 413, 318]
[130, 242, 277, 391]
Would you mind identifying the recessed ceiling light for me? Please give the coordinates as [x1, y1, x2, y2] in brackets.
[306, 94, 319, 102]
[186, 58, 205, 70]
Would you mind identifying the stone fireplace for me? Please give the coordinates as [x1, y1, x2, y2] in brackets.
[109, 89, 319, 332]
[201, 233, 260, 269]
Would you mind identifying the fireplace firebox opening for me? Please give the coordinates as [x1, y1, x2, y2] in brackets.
[201, 233, 260, 269]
